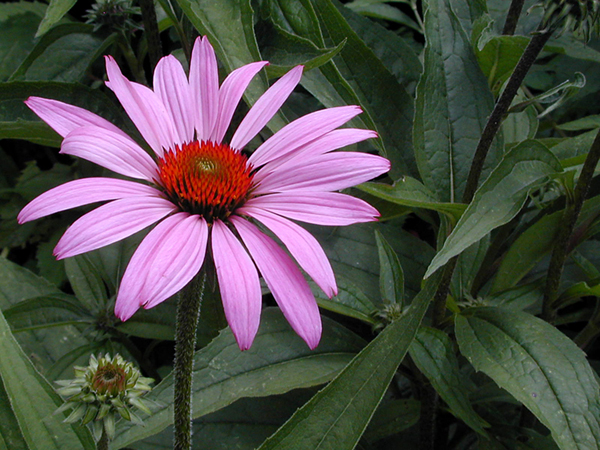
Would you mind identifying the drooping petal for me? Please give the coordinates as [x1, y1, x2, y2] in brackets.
[248, 106, 363, 167]
[240, 208, 337, 298]
[189, 36, 220, 141]
[232, 217, 322, 349]
[211, 220, 262, 350]
[25, 97, 129, 139]
[61, 126, 159, 181]
[211, 61, 268, 144]
[254, 152, 390, 194]
[229, 65, 303, 151]
[54, 197, 177, 259]
[105, 56, 176, 156]
[153, 55, 194, 145]
[18, 178, 164, 223]
[115, 213, 208, 320]
[254, 128, 378, 183]
[244, 192, 379, 226]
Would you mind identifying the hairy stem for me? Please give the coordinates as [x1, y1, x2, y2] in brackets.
[502, 0, 526, 35]
[173, 273, 206, 450]
[139, 0, 163, 68]
[543, 128, 600, 321]
[97, 429, 108, 450]
[462, 29, 553, 203]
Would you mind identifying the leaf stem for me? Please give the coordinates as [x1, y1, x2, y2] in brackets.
[574, 300, 600, 349]
[173, 273, 206, 450]
[139, 0, 163, 68]
[502, 0, 526, 35]
[542, 128, 600, 321]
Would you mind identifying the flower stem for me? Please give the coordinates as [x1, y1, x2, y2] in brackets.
[138, 0, 163, 68]
[462, 28, 553, 203]
[97, 429, 108, 450]
[542, 128, 600, 321]
[173, 273, 206, 450]
[502, 0, 526, 35]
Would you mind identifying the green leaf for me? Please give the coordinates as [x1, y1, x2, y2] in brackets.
[307, 0, 416, 179]
[426, 140, 563, 278]
[491, 194, 600, 293]
[0, 309, 95, 450]
[174, 0, 286, 132]
[112, 308, 364, 448]
[35, 0, 76, 37]
[0, 378, 28, 450]
[11, 23, 112, 83]
[256, 274, 439, 450]
[409, 326, 489, 436]
[0, 2, 47, 81]
[358, 177, 467, 221]
[4, 294, 93, 332]
[375, 230, 404, 305]
[0, 81, 129, 146]
[257, 21, 345, 78]
[456, 307, 600, 450]
[362, 399, 420, 443]
[414, 0, 501, 203]
[314, 275, 377, 325]
[65, 254, 107, 311]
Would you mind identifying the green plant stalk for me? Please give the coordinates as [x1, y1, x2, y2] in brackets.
[97, 429, 108, 450]
[502, 0, 526, 35]
[139, 0, 163, 68]
[543, 128, 600, 321]
[421, 22, 553, 450]
[173, 273, 206, 450]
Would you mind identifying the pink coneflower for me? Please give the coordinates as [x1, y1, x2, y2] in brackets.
[18, 36, 389, 350]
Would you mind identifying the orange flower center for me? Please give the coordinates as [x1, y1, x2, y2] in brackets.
[158, 141, 254, 222]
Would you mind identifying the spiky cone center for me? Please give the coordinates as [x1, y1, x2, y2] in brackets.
[158, 140, 254, 222]
[91, 364, 128, 396]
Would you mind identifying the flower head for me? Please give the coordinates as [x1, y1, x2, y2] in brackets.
[55, 354, 153, 441]
[18, 36, 390, 350]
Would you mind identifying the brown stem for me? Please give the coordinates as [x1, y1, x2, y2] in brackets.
[138, 0, 163, 68]
[543, 129, 600, 321]
[502, 0, 526, 35]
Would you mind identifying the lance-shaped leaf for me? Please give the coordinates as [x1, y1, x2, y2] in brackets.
[112, 308, 364, 448]
[35, 0, 76, 36]
[414, 0, 502, 203]
[256, 275, 439, 450]
[409, 326, 489, 436]
[426, 140, 563, 278]
[358, 177, 466, 222]
[375, 230, 404, 305]
[0, 309, 95, 450]
[456, 307, 600, 450]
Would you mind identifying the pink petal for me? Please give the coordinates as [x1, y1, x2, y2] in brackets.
[25, 97, 129, 139]
[248, 106, 363, 167]
[153, 55, 195, 144]
[244, 192, 380, 226]
[211, 220, 262, 350]
[240, 208, 337, 298]
[211, 61, 268, 143]
[232, 217, 322, 349]
[61, 126, 158, 181]
[254, 152, 390, 194]
[190, 36, 220, 141]
[54, 197, 177, 259]
[18, 178, 163, 223]
[105, 56, 176, 156]
[254, 128, 378, 183]
[230, 65, 303, 151]
[115, 213, 208, 321]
